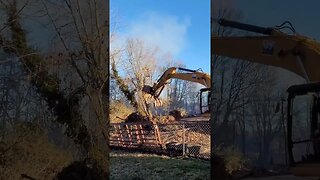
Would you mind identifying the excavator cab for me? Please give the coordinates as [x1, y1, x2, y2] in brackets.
[200, 88, 211, 114]
[287, 82, 320, 176]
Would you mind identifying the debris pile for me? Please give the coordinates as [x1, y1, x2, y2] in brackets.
[124, 112, 149, 123]
[158, 115, 176, 124]
[169, 110, 185, 121]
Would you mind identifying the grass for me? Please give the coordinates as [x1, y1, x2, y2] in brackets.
[110, 150, 210, 180]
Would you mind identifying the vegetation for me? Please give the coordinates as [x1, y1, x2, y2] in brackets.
[110, 100, 134, 123]
[214, 146, 247, 174]
[0, 0, 109, 177]
[110, 29, 202, 120]
[0, 122, 73, 179]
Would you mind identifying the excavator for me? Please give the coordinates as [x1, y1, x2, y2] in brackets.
[212, 18, 320, 177]
[142, 66, 211, 115]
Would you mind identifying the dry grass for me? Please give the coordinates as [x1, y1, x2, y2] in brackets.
[214, 146, 247, 174]
[110, 101, 134, 123]
[160, 126, 211, 157]
[186, 132, 211, 155]
[0, 122, 73, 179]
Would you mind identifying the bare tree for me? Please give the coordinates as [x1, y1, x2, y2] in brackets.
[39, 0, 109, 174]
[212, 4, 291, 167]
[248, 73, 283, 166]
[123, 38, 159, 117]
[0, 0, 109, 176]
[110, 37, 160, 120]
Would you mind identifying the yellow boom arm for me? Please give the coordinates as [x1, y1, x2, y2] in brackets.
[212, 19, 320, 82]
[143, 67, 210, 104]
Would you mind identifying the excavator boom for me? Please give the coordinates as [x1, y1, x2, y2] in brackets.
[215, 18, 275, 35]
[142, 67, 211, 113]
[143, 67, 210, 98]
[212, 18, 320, 82]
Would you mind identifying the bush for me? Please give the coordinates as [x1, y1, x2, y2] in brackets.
[56, 161, 107, 180]
[0, 122, 73, 179]
[214, 146, 246, 174]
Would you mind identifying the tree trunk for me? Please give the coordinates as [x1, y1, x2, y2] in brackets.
[86, 86, 109, 177]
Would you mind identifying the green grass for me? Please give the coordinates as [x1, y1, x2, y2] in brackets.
[110, 151, 210, 180]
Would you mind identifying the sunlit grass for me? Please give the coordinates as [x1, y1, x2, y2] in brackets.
[110, 151, 210, 180]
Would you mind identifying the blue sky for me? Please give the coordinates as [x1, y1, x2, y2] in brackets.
[213, 0, 320, 40]
[236, 0, 320, 40]
[111, 0, 320, 76]
[110, 0, 210, 73]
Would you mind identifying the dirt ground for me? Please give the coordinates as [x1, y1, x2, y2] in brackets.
[180, 116, 210, 122]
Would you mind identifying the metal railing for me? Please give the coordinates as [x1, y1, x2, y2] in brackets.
[109, 121, 211, 160]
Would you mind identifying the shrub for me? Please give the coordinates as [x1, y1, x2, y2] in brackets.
[56, 161, 106, 180]
[0, 122, 73, 179]
[214, 146, 246, 174]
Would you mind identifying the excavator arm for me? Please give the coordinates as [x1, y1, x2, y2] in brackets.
[142, 67, 210, 107]
[212, 18, 320, 82]
[143, 67, 210, 98]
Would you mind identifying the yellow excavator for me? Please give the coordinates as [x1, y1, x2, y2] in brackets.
[212, 18, 320, 177]
[142, 66, 211, 115]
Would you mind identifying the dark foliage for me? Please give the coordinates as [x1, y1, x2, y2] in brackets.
[56, 161, 107, 180]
